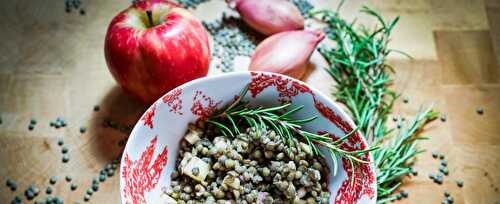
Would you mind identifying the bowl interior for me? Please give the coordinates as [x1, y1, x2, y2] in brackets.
[120, 71, 376, 204]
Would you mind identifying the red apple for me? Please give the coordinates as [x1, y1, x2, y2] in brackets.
[105, 0, 210, 104]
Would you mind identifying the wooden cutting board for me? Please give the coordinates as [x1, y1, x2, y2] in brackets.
[0, 0, 499, 203]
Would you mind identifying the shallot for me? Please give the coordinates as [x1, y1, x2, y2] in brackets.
[249, 30, 325, 79]
[230, 0, 304, 35]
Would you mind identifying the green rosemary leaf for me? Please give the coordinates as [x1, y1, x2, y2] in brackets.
[206, 120, 233, 137]
[332, 126, 360, 145]
[253, 103, 291, 114]
[279, 105, 305, 118]
[225, 114, 240, 135]
[313, 3, 438, 201]
[330, 149, 339, 176]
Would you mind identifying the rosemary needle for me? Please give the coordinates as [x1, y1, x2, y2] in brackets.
[312, 1, 438, 202]
[207, 84, 375, 178]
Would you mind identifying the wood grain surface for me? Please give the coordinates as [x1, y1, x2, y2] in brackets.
[0, 0, 499, 203]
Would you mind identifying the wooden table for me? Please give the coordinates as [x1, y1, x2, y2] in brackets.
[0, 0, 499, 203]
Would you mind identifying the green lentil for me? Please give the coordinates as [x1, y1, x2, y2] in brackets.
[444, 190, 450, 197]
[476, 107, 484, 115]
[62, 146, 69, 154]
[46, 186, 53, 194]
[83, 194, 90, 202]
[92, 183, 99, 192]
[70, 183, 78, 191]
[400, 190, 408, 198]
[57, 139, 64, 146]
[440, 115, 447, 122]
[86, 188, 93, 195]
[79, 126, 86, 134]
[403, 97, 409, 103]
[432, 151, 439, 158]
[62, 154, 70, 163]
[46, 195, 53, 203]
[99, 174, 106, 182]
[49, 176, 58, 185]
[107, 169, 115, 177]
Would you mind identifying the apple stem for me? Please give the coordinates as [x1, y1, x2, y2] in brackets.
[146, 10, 153, 27]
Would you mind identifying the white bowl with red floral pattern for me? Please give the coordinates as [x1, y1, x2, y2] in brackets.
[120, 71, 376, 204]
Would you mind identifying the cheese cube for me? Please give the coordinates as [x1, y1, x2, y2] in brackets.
[160, 193, 177, 204]
[181, 156, 210, 182]
[184, 125, 202, 145]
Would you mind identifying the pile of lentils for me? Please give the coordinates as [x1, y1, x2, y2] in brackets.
[166, 125, 331, 203]
[177, 0, 210, 9]
[64, 0, 86, 15]
[290, 0, 315, 16]
[203, 15, 264, 72]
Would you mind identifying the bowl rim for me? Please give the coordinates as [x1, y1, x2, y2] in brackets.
[121, 71, 376, 203]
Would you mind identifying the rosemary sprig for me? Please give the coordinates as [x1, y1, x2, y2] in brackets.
[312, 2, 438, 202]
[206, 85, 378, 177]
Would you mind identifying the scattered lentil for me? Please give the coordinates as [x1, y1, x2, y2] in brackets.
[57, 139, 64, 146]
[432, 151, 439, 158]
[62, 154, 70, 163]
[400, 190, 408, 198]
[440, 160, 447, 167]
[50, 176, 58, 185]
[46, 186, 53, 194]
[92, 183, 99, 192]
[93, 105, 100, 112]
[83, 194, 90, 202]
[439, 166, 449, 176]
[403, 97, 409, 103]
[86, 188, 93, 195]
[476, 107, 484, 115]
[65, 175, 72, 182]
[444, 190, 450, 197]
[79, 126, 86, 134]
[62, 146, 69, 154]
[456, 180, 464, 187]
[99, 174, 106, 182]
[71, 183, 78, 191]
[440, 114, 447, 122]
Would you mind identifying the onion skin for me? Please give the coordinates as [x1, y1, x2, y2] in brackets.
[249, 30, 325, 80]
[234, 0, 304, 35]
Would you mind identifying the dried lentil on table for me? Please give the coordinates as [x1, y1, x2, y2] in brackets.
[203, 15, 263, 72]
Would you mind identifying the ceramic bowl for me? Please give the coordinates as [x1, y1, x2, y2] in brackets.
[120, 71, 376, 204]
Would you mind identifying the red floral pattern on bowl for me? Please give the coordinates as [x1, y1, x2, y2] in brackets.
[120, 71, 376, 204]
